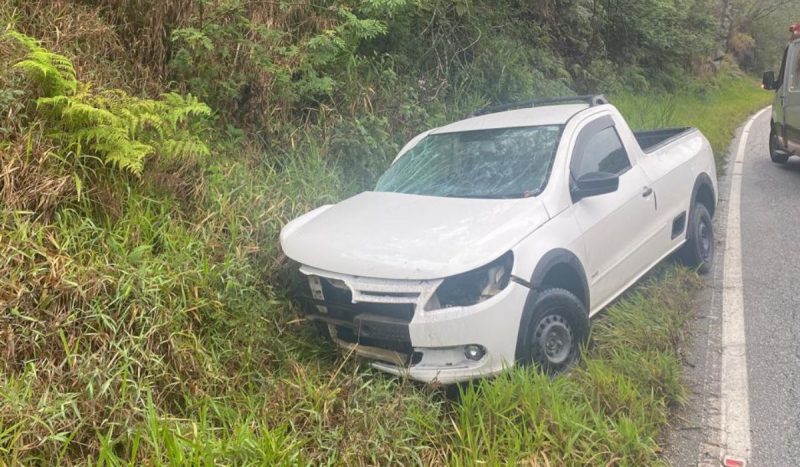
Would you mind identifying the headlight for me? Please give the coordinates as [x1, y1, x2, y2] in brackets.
[427, 252, 513, 310]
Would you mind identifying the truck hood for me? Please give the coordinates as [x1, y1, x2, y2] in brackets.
[280, 191, 550, 280]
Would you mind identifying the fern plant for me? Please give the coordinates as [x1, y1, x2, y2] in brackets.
[7, 30, 211, 176]
[7, 30, 78, 97]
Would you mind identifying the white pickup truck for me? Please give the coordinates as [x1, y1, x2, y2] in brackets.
[280, 95, 717, 384]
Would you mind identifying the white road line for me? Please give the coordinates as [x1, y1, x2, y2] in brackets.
[720, 106, 771, 464]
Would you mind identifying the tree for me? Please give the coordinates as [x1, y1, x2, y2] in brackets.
[717, 0, 797, 69]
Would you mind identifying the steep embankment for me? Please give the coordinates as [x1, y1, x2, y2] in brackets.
[1, 1, 771, 464]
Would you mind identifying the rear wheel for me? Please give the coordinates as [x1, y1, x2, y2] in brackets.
[770, 129, 789, 164]
[518, 288, 589, 374]
[679, 202, 714, 274]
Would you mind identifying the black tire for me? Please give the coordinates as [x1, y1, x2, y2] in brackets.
[679, 202, 714, 274]
[770, 129, 789, 164]
[518, 288, 589, 374]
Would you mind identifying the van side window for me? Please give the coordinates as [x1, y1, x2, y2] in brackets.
[791, 45, 800, 92]
[778, 46, 789, 89]
[571, 125, 631, 179]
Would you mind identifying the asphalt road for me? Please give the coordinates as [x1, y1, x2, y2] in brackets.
[740, 109, 800, 465]
[665, 109, 799, 466]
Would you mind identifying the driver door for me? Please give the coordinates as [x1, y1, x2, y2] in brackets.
[570, 116, 658, 309]
[781, 42, 800, 153]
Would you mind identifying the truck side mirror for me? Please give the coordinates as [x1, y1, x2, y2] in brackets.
[763, 71, 777, 91]
[571, 171, 619, 202]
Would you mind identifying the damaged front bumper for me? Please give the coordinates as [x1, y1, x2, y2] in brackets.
[299, 265, 530, 384]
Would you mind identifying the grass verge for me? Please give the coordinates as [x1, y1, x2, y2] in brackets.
[449, 266, 701, 465]
[1, 263, 700, 465]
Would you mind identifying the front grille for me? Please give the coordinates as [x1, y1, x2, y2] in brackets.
[319, 278, 415, 322]
[310, 277, 416, 356]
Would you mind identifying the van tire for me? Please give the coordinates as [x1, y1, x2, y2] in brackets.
[770, 129, 789, 164]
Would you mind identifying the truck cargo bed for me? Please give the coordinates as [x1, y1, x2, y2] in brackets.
[635, 128, 693, 153]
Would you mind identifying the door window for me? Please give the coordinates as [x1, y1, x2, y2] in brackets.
[571, 119, 631, 179]
[789, 44, 800, 92]
[777, 46, 789, 90]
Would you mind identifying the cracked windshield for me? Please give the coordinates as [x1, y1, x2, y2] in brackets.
[375, 125, 563, 198]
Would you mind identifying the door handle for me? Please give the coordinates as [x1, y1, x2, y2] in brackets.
[642, 186, 653, 197]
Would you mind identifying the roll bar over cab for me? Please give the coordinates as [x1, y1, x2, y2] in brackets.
[763, 23, 800, 163]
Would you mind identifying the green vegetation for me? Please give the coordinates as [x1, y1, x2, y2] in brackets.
[449, 268, 699, 466]
[615, 70, 772, 161]
[0, 0, 777, 464]
[8, 31, 211, 176]
[725, 0, 798, 73]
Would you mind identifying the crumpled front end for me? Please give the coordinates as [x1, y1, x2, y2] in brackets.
[298, 265, 528, 384]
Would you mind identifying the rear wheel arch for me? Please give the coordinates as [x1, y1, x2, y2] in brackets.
[690, 173, 716, 219]
[514, 249, 590, 362]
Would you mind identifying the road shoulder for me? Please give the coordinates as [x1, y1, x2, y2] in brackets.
[662, 113, 757, 466]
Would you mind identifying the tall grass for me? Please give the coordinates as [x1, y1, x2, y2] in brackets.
[614, 68, 773, 162]
[448, 267, 698, 466]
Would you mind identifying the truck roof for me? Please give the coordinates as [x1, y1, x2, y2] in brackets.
[431, 104, 592, 134]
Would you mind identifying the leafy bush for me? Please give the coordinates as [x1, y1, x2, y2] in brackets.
[9, 30, 211, 176]
[168, 0, 398, 134]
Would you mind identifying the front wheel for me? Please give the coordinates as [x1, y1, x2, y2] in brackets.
[770, 129, 789, 164]
[518, 288, 589, 374]
[679, 203, 714, 274]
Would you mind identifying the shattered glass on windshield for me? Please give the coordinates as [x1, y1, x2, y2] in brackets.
[375, 125, 563, 199]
